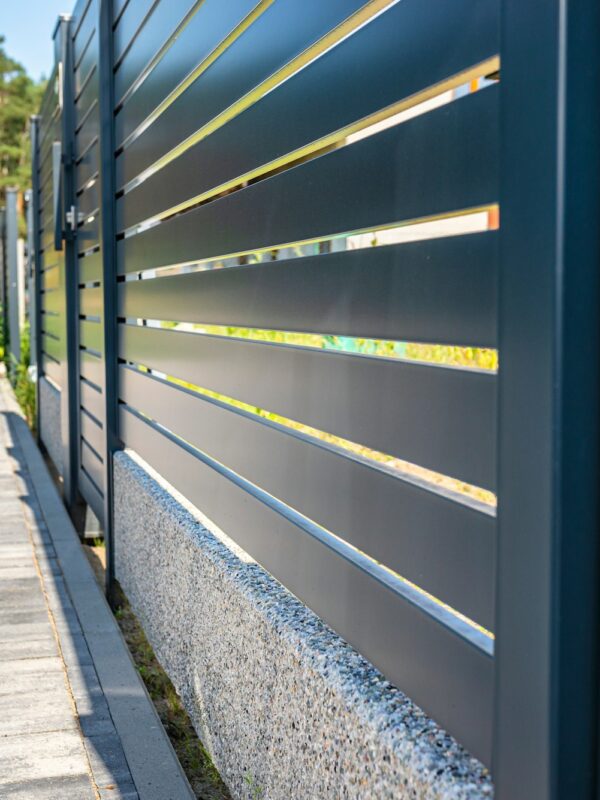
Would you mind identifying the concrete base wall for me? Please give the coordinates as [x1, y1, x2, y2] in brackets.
[39, 376, 62, 476]
[114, 451, 492, 800]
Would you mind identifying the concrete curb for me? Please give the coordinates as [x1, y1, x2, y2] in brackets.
[3, 381, 195, 800]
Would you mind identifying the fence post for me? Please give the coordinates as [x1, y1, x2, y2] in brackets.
[55, 15, 83, 520]
[29, 116, 42, 440]
[6, 188, 20, 367]
[25, 190, 35, 367]
[495, 1, 600, 797]
[98, 0, 118, 602]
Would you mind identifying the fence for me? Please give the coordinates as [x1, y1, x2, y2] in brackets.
[26, 0, 600, 796]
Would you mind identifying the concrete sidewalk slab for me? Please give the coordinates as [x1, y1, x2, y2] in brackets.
[0, 730, 97, 800]
[0, 378, 194, 800]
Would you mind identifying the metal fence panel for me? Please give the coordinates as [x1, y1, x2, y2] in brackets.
[29, 0, 600, 790]
[109, 0, 500, 765]
[30, 0, 502, 766]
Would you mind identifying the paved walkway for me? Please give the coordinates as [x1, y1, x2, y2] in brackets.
[0, 379, 194, 800]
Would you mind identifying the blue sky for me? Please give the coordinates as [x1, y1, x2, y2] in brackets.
[2, 0, 70, 80]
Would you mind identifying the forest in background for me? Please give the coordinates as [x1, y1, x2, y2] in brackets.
[0, 35, 42, 423]
[0, 35, 45, 216]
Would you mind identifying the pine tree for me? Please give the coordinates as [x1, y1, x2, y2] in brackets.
[0, 36, 45, 206]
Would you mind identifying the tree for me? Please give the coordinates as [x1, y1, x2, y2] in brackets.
[0, 36, 45, 206]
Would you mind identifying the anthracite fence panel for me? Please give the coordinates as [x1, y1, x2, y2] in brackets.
[115, 0, 378, 189]
[29, 0, 600, 793]
[36, 60, 65, 392]
[34, 0, 500, 766]
[116, 0, 499, 231]
[117, 88, 498, 272]
[112, 0, 498, 765]
[118, 232, 498, 347]
[119, 322, 496, 491]
[114, 0, 260, 145]
[120, 363, 495, 629]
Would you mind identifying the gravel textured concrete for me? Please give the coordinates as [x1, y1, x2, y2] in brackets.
[39, 376, 62, 475]
[114, 450, 494, 800]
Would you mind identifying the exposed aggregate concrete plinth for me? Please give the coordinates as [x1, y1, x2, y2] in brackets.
[114, 450, 493, 800]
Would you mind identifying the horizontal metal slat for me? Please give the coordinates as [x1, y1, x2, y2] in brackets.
[75, 67, 99, 131]
[77, 214, 100, 254]
[77, 180, 99, 219]
[120, 0, 499, 228]
[120, 323, 497, 490]
[76, 140, 99, 191]
[41, 266, 61, 293]
[120, 232, 498, 348]
[38, 137, 58, 174]
[39, 106, 60, 148]
[119, 87, 498, 273]
[39, 122, 60, 156]
[78, 250, 103, 283]
[81, 408, 103, 456]
[114, 0, 130, 23]
[75, 34, 97, 99]
[81, 438, 104, 491]
[43, 333, 62, 363]
[39, 250, 63, 272]
[78, 466, 104, 524]
[115, 0, 258, 143]
[42, 312, 62, 339]
[42, 356, 62, 387]
[40, 162, 54, 202]
[40, 126, 60, 169]
[40, 254, 60, 269]
[80, 378, 104, 421]
[114, 0, 197, 102]
[80, 319, 103, 353]
[38, 67, 59, 121]
[74, 55, 97, 106]
[81, 433, 103, 468]
[76, 110, 100, 161]
[42, 227, 59, 256]
[38, 189, 53, 222]
[117, 0, 375, 186]
[79, 285, 102, 317]
[41, 202, 55, 236]
[73, 0, 96, 63]
[120, 405, 494, 765]
[42, 290, 64, 315]
[121, 365, 496, 627]
[113, 0, 158, 66]
[80, 348, 104, 389]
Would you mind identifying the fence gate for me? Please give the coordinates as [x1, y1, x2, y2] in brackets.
[30, 1, 600, 797]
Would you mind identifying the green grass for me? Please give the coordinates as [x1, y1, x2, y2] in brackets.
[7, 324, 36, 431]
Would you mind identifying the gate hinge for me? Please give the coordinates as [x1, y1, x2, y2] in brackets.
[61, 146, 76, 168]
[65, 205, 84, 231]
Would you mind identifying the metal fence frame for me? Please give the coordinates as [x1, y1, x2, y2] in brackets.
[25, 0, 600, 794]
